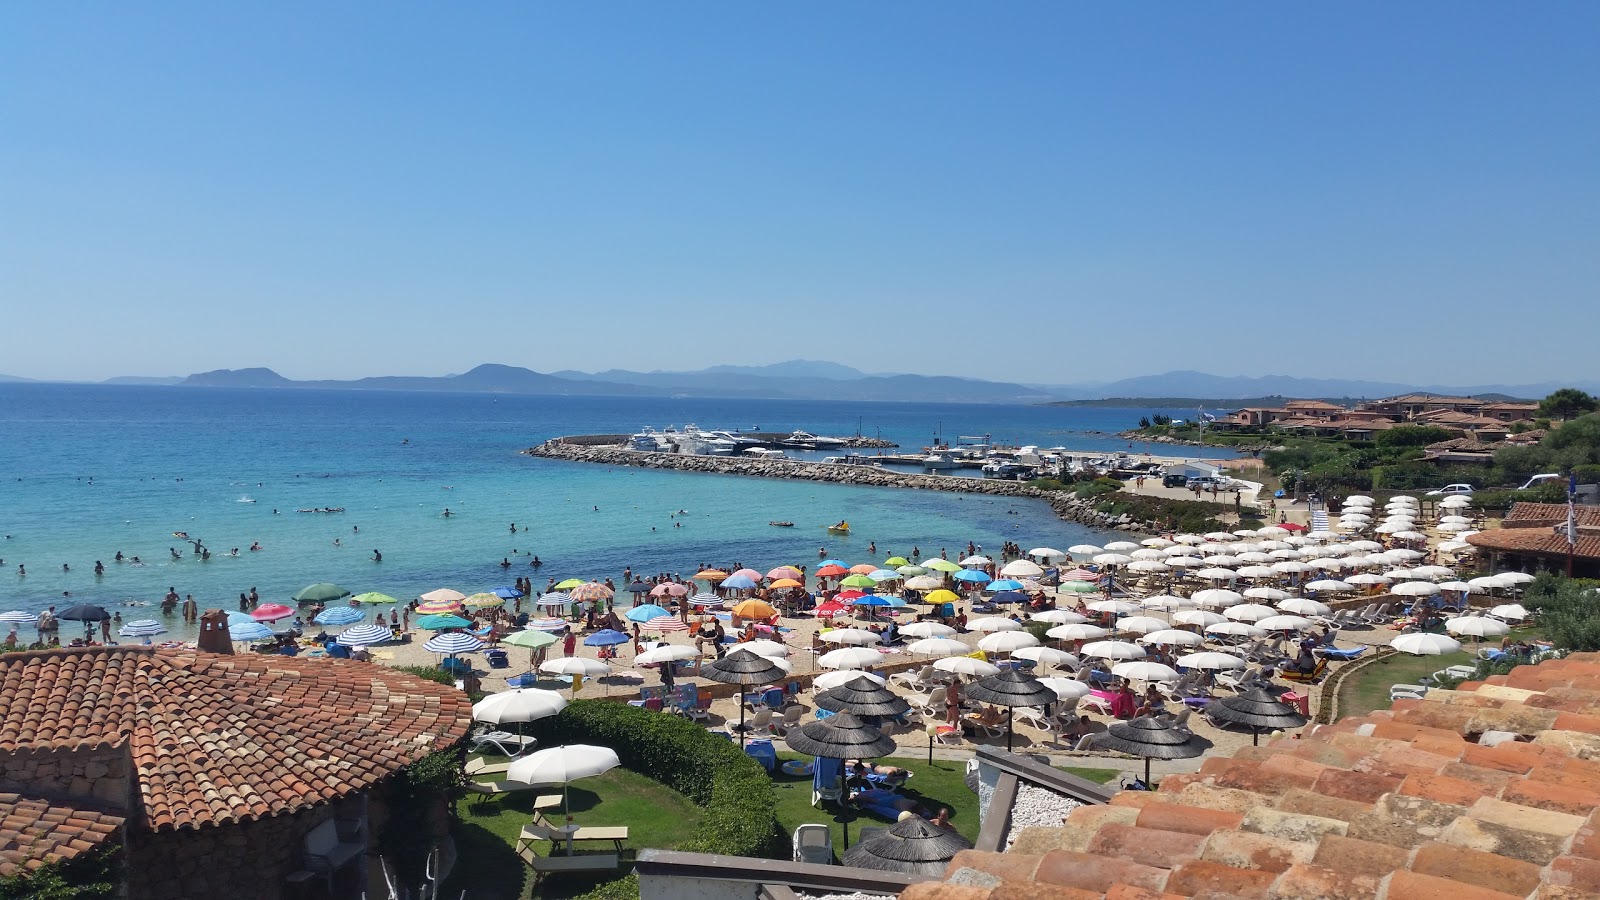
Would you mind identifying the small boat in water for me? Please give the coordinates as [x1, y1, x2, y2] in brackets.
[769, 521, 795, 527]
[237, 496, 257, 503]
[826, 522, 851, 535]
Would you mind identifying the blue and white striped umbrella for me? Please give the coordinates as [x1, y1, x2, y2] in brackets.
[225, 611, 257, 627]
[314, 607, 365, 626]
[424, 632, 484, 654]
[337, 623, 393, 647]
[0, 610, 36, 625]
[230, 621, 274, 642]
[536, 592, 572, 607]
[118, 619, 167, 638]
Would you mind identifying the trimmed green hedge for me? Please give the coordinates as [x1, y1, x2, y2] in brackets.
[526, 700, 777, 858]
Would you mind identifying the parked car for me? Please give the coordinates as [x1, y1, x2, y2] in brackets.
[1518, 474, 1563, 490]
[1162, 473, 1190, 488]
[1425, 483, 1475, 497]
[1187, 476, 1239, 492]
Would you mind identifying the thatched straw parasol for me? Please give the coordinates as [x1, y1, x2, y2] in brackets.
[816, 676, 911, 718]
[1097, 715, 1208, 786]
[784, 711, 897, 760]
[961, 669, 1058, 750]
[701, 649, 789, 744]
[841, 813, 973, 875]
[1203, 687, 1307, 745]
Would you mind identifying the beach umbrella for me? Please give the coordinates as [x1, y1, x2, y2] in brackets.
[1175, 651, 1246, 671]
[884, 557, 910, 567]
[425, 632, 484, 655]
[1393, 581, 1442, 597]
[1068, 544, 1102, 556]
[1080, 640, 1146, 661]
[507, 744, 620, 817]
[841, 574, 880, 588]
[473, 688, 568, 727]
[229, 621, 273, 642]
[1206, 622, 1266, 639]
[816, 676, 911, 718]
[1255, 615, 1314, 632]
[118, 619, 167, 639]
[769, 578, 805, 590]
[418, 588, 467, 607]
[1138, 595, 1193, 612]
[785, 710, 897, 759]
[869, 569, 902, 582]
[417, 597, 466, 615]
[1059, 580, 1099, 594]
[702, 650, 789, 743]
[624, 581, 652, 596]
[251, 603, 294, 623]
[1490, 603, 1528, 621]
[897, 566, 930, 577]
[726, 572, 769, 589]
[583, 629, 631, 647]
[952, 570, 991, 585]
[1192, 589, 1243, 609]
[314, 607, 364, 626]
[693, 570, 729, 582]
[1092, 554, 1132, 567]
[541, 657, 609, 677]
[1047, 623, 1108, 641]
[769, 566, 803, 581]
[1029, 547, 1067, 561]
[1172, 610, 1226, 628]
[1498, 572, 1536, 585]
[816, 564, 851, 578]
[552, 579, 586, 591]
[920, 590, 959, 607]
[1437, 581, 1476, 594]
[814, 669, 887, 691]
[1165, 557, 1206, 568]
[959, 556, 991, 567]
[293, 583, 351, 605]
[1112, 660, 1180, 683]
[1086, 599, 1138, 616]
[989, 591, 1029, 605]
[1276, 598, 1332, 617]
[502, 629, 560, 649]
[849, 564, 879, 575]
[1304, 580, 1355, 593]
[350, 592, 400, 606]
[967, 617, 1022, 632]
[1038, 677, 1092, 700]
[814, 602, 848, 619]
[649, 582, 689, 598]
[900, 621, 956, 638]
[634, 644, 699, 665]
[819, 647, 883, 670]
[569, 582, 613, 604]
[1138, 629, 1204, 648]
[842, 813, 974, 875]
[1390, 633, 1462, 656]
[932, 656, 1000, 678]
[1446, 617, 1510, 639]
[1127, 561, 1171, 574]
[986, 579, 1025, 591]
[1224, 603, 1277, 622]
[1205, 687, 1307, 745]
[625, 604, 673, 623]
[1029, 609, 1087, 625]
[820, 559, 849, 568]
[904, 576, 943, 591]
[1000, 560, 1044, 577]
[740, 639, 791, 658]
[417, 613, 472, 630]
[462, 593, 504, 610]
[0, 611, 35, 626]
[732, 600, 779, 619]
[820, 629, 882, 646]
[964, 668, 1058, 749]
[1346, 573, 1390, 586]
[907, 638, 972, 658]
[1110, 616, 1167, 635]
[1097, 715, 1207, 786]
[1011, 646, 1080, 670]
[977, 631, 1039, 653]
[337, 623, 393, 646]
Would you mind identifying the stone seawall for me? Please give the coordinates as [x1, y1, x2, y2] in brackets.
[524, 439, 1153, 533]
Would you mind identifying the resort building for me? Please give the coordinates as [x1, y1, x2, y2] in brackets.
[0, 645, 474, 898]
[1467, 502, 1600, 579]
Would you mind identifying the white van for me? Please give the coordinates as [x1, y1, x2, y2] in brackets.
[1518, 474, 1563, 490]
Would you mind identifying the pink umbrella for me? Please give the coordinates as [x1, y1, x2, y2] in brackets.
[731, 568, 764, 582]
[650, 583, 689, 597]
[767, 566, 802, 581]
[251, 603, 294, 622]
[644, 615, 691, 632]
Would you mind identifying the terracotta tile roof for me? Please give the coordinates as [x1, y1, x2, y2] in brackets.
[0, 647, 473, 831]
[0, 794, 123, 877]
[1467, 502, 1600, 560]
[908, 652, 1600, 899]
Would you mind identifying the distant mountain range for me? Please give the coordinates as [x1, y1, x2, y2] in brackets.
[4, 362, 1594, 404]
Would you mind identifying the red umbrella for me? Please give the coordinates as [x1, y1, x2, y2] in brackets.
[1280, 522, 1308, 532]
[836, 589, 867, 601]
[816, 564, 850, 578]
[815, 602, 848, 618]
[251, 603, 294, 622]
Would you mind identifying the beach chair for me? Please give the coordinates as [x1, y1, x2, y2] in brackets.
[1389, 684, 1428, 702]
[466, 779, 541, 810]
[792, 824, 833, 865]
[812, 757, 845, 808]
[464, 757, 511, 777]
[774, 705, 804, 736]
[909, 686, 946, 717]
[1280, 658, 1328, 684]
[485, 648, 510, 669]
[470, 730, 537, 756]
[527, 815, 630, 852]
[742, 709, 775, 739]
[964, 713, 1007, 740]
[892, 665, 936, 690]
[1165, 707, 1192, 734]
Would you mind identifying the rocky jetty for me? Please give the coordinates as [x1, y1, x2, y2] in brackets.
[525, 439, 1153, 533]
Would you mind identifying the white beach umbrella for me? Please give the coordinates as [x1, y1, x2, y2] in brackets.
[634, 644, 701, 665]
[1344, 495, 1374, 505]
[541, 657, 609, 677]
[1000, 560, 1044, 577]
[1439, 515, 1473, 525]
[1437, 541, 1473, 553]
[959, 555, 992, 566]
[1411, 566, 1456, 580]
[1271, 561, 1311, 574]
[1028, 609, 1087, 625]
[1111, 616, 1169, 635]
[1164, 556, 1206, 568]
[1140, 537, 1175, 548]
[1172, 609, 1226, 628]
[1306, 559, 1347, 572]
[933, 656, 1000, 677]
[1138, 629, 1204, 647]
[1203, 556, 1242, 568]
[1267, 549, 1303, 560]
[1029, 547, 1068, 561]
[1255, 614, 1314, 632]
[1243, 586, 1290, 601]
[968, 616, 1024, 632]
[906, 637, 973, 658]
[1011, 646, 1080, 670]
[1446, 617, 1510, 639]
[473, 688, 569, 725]
[1140, 594, 1195, 611]
[1176, 651, 1246, 671]
[1469, 575, 1511, 591]
[1392, 531, 1429, 542]
[1382, 567, 1419, 580]
[1490, 603, 1528, 621]
[1305, 579, 1356, 593]
[1224, 603, 1277, 622]
[1498, 572, 1536, 585]
[1276, 598, 1332, 617]
[1193, 568, 1238, 581]
[821, 629, 883, 646]
[1206, 621, 1266, 639]
[813, 669, 887, 691]
[1103, 541, 1141, 552]
[978, 631, 1040, 653]
[1038, 677, 1093, 700]
[1436, 581, 1477, 593]
[1440, 496, 1473, 508]
[508, 744, 622, 816]
[1346, 540, 1383, 551]
[1068, 544, 1103, 556]
[1112, 661, 1179, 682]
[818, 647, 884, 670]
[1047, 623, 1109, 641]
[1092, 554, 1133, 566]
[1080, 640, 1146, 661]
[1130, 548, 1167, 560]
[1173, 534, 1206, 545]
[904, 575, 944, 591]
[1390, 633, 1461, 656]
[900, 621, 957, 638]
[1437, 522, 1471, 532]
[1392, 581, 1441, 597]
[1192, 588, 1243, 608]
[1127, 560, 1171, 574]
[1086, 599, 1140, 616]
[1232, 530, 1258, 538]
[1237, 552, 1273, 564]
[1256, 526, 1290, 538]
[740, 639, 791, 658]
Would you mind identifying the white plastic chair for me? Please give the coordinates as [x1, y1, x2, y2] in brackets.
[793, 824, 833, 865]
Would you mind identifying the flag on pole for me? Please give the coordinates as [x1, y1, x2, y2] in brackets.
[1569, 473, 1580, 548]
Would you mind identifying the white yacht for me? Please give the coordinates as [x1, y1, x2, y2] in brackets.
[743, 447, 786, 460]
[922, 450, 959, 470]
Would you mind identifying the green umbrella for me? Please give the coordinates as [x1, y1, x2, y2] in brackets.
[840, 574, 877, 588]
[554, 578, 586, 590]
[293, 583, 351, 605]
[349, 592, 398, 605]
[503, 629, 559, 649]
[1061, 580, 1098, 593]
[417, 613, 472, 630]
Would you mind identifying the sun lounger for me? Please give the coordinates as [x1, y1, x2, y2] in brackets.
[471, 731, 538, 756]
[526, 817, 630, 852]
[516, 842, 619, 885]
[464, 757, 511, 777]
[1314, 646, 1366, 661]
[466, 780, 540, 809]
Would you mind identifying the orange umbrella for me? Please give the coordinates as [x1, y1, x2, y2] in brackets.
[693, 570, 729, 581]
[769, 578, 803, 590]
[816, 564, 850, 578]
[849, 564, 878, 575]
[731, 600, 778, 619]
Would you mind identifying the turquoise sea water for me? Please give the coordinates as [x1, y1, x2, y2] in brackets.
[0, 384, 1234, 626]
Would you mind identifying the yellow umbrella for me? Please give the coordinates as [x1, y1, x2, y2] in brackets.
[924, 589, 960, 605]
[770, 578, 803, 589]
[884, 557, 909, 566]
[693, 570, 729, 581]
[463, 593, 504, 610]
[731, 600, 778, 619]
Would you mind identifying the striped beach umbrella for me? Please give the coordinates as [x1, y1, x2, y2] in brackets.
[314, 607, 364, 626]
[644, 615, 690, 632]
[416, 598, 465, 615]
[229, 621, 273, 642]
[569, 582, 614, 603]
[118, 619, 167, 638]
[337, 623, 393, 646]
[463, 593, 505, 610]
[424, 632, 484, 654]
[417, 613, 472, 630]
[0, 611, 35, 625]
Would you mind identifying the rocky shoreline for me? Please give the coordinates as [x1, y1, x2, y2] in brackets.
[1119, 430, 1280, 454]
[524, 439, 1155, 533]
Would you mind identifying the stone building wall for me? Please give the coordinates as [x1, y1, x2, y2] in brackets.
[0, 745, 135, 812]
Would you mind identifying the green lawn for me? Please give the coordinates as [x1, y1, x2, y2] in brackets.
[445, 765, 706, 900]
[1335, 627, 1541, 719]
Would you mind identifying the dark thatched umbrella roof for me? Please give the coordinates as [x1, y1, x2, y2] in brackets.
[784, 711, 897, 760]
[841, 814, 973, 875]
[962, 668, 1057, 708]
[816, 676, 911, 717]
[1206, 687, 1309, 732]
[700, 648, 788, 686]
[1099, 715, 1207, 761]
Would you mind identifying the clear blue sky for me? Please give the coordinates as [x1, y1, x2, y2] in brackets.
[3, 3, 1596, 385]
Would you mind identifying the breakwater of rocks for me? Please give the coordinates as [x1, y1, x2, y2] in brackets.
[525, 439, 1153, 533]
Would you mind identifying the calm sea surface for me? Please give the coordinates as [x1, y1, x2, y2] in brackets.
[0, 384, 1234, 625]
